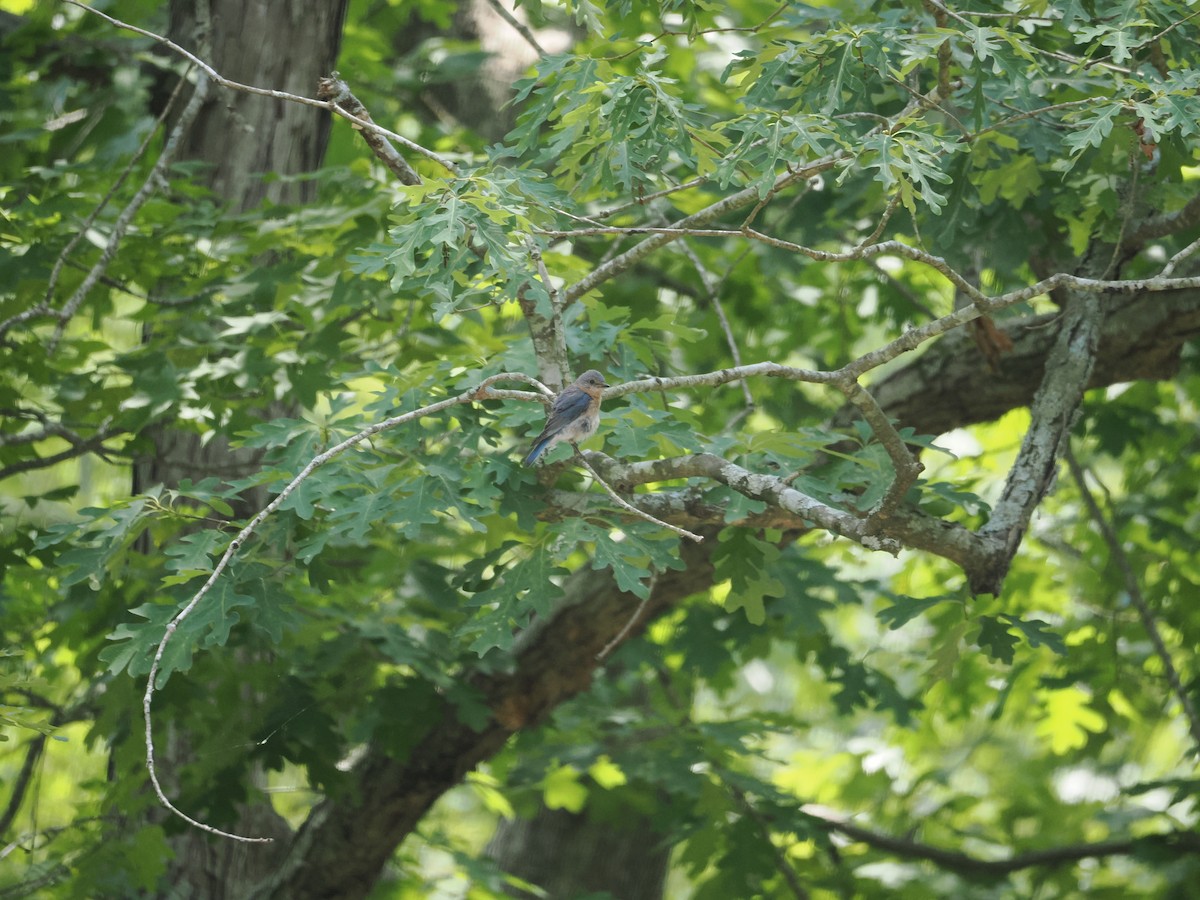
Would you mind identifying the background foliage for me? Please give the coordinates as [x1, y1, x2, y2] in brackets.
[2, 0, 1199, 897]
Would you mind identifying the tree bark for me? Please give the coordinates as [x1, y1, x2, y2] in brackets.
[840, 289, 1200, 436]
[131, 1, 348, 895]
[487, 807, 670, 900]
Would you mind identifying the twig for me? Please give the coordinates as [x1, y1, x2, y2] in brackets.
[1137, 6, 1200, 48]
[558, 145, 851, 305]
[40, 73, 190, 322]
[45, 73, 209, 353]
[484, 0, 546, 56]
[0, 735, 47, 840]
[601, 1, 790, 60]
[0, 63, 199, 346]
[1159, 234, 1200, 277]
[725, 781, 811, 900]
[959, 98, 1097, 144]
[573, 447, 703, 543]
[838, 379, 924, 522]
[597, 571, 658, 660]
[593, 176, 709, 219]
[0, 423, 121, 483]
[678, 240, 755, 412]
[1065, 448, 1200, 751]
[857, 193, 902, 249]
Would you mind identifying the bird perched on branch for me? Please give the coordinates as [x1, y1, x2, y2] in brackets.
[523, 370, 609, 466]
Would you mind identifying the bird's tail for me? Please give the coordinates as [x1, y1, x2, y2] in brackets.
[523, 438, 550, 466]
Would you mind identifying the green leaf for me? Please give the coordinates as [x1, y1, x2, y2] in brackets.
[877, 594, 958, 629]
[714, 530, 785, 625]
[1063, 104, 1121, 157]
[543, 764, 588, 812]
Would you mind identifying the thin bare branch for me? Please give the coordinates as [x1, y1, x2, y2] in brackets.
[46, 74, 209, 352]
[558, 149, 848, 306]
[838, 379, 924, 522]
[725, 782, 811, 900]
[42, 73, 190, 315]
[679, 241, 755, 412]
[140, 372, 553, 841]
[574, 447, 704, 543]
[484, 0, 546, 56]
[1159, 234, 1200, 277]
[959, 98, 1097, 144]
[597, 571, 658, 661]
[593, 176, 709, 220]
[0, 64, 200, 346]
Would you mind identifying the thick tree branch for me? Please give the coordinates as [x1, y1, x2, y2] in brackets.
[972, 292, 1102, 594]
[846, 289, 1200, 436]
[520, 238, 572, 389]
[1128, 189, 1200, 246]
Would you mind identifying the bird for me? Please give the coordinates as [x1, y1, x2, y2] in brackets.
[523, 370, 609, 466]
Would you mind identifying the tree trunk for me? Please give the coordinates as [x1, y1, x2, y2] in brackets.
[130, 1, 347, 895]
[488, 807, 670, 900]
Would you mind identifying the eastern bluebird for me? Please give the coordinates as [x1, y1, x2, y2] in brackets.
[523, 370, 609, 466]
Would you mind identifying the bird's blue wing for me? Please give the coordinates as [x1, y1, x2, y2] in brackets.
[545, 386, 590, 431]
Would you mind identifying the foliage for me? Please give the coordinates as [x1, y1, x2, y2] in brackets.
[2, 0, 1199, 897]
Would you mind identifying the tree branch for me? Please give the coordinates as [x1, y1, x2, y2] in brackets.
[806, 807, 1200, 877]
[972, 291, 1103, 594]
[1128, 189, 1200, 246]
[315, 76, 421, 185]
[842, 289, 1200, 436]
[572, 447, 704, 542]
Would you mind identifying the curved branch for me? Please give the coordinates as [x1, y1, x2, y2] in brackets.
[139, 372, 549, 842]
[572, 447, 703, 542]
